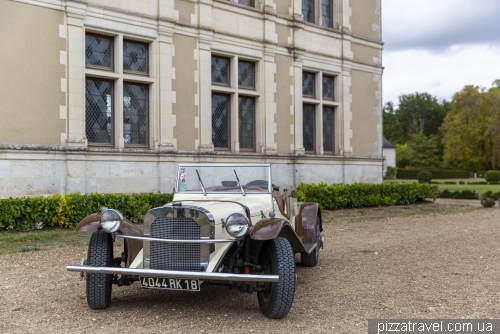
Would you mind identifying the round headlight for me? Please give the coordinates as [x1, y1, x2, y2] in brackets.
[100, 209, 123, 233]
[225, 213, 250, 238]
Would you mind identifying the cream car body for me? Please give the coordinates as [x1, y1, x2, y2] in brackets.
[67, 164, 323, 319]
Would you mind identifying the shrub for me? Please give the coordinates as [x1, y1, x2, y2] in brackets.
[439, 190, 478, 199]
[296, 182, 435, 210]
[481, 191, 500, 200]
[443, 181, 457, 184]
[485, 170, 500, 182]
[481, 198, 496, 208]
[384, 166, 397, 179]
[396, 169, 420, 179]
[458, 181, 465, 184]
[417, 171, 432, 183]
[0, 192, 173, 231]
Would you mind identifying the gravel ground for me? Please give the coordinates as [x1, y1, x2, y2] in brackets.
[2, 206, 500, 333]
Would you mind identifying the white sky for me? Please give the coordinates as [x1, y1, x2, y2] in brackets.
[382, 0, 500, 105]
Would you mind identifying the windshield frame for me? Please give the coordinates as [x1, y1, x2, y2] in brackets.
[174, 163, 272, 194]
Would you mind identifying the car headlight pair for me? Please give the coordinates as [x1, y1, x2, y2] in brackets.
[225, 213, 250, 238]
[100, 209, 123, 233]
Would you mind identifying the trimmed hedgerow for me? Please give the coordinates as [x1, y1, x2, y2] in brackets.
[438, 190, 478, 200]
[296, 182, 437, 210]
[397, 169, 470, 179]
[0, 193, 173, 231]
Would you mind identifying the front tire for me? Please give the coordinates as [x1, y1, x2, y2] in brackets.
[257, 237, 296, 319]
[86, 231, 113, 309]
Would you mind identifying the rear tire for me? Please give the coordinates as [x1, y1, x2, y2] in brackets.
[257, 237, 296, 319]
[86, 231, 113, 309]
[301, 217, 321, 267]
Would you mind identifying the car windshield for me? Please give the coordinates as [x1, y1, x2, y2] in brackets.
[175, 164, 271, 194]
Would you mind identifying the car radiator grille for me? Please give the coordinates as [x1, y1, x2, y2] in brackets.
[150, 217, 201, 271]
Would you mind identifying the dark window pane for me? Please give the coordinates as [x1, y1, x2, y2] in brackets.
[86, 79, 113, 144]
[238, 60, 255, 89]
[303, 104, 315, 152]
[239, 97, 255, 150]
[211, 56, 230, 85]
[321, 0, 333, 28]
[322, 75, 335, 100]
[85, 34, 113, 68]
[302, 0, 315, 23]
[238, 0, 254, 6]
[323, 107, 335, 152]
[123, 83, 148, 145]
[123, 40, 148, 73]
[212, 94, 230, 148]
[303, 72, 315, 97]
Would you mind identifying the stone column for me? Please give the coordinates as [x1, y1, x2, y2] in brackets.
[65, 0, 87, 148]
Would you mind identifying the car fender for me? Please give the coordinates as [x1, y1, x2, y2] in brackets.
[295, 202, 322, 244]
[250, 218, 308, 253]
[76, 213, 143, 267]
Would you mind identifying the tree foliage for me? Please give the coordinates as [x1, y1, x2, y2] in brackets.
[441, 85, 500, 170]
[383, 93, 448, 145]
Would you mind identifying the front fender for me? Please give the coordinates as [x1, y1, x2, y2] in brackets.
[250, 218, 308, 253]
[76, 213, 143, 266]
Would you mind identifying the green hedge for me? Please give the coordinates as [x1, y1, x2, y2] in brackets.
[296, 182, 436, 210]
[0, 193, 173, 231]
[439, 190, 478, 199]
[397, 169, 470, 179]
[485, 170, 500, 182]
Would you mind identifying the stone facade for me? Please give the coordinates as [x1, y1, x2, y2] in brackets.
[0, 0, 384, 197]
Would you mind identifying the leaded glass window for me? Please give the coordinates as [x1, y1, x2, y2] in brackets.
[238, 97, 255, 150]
[321, 0, 333, 28]
[302, 0, 315, 23]
[303, 104, 315, 152]
[212, 56, 230, 85]
[238, 0, 254, 6]
[212, 94, 230, 148]
[123, 40, 148, 73]
[123, 83, 148, 145]
[323, 107, 335, 152]
[86, 78, 113, 144]
[303, 72, 315, 97]
[238, 60, 255, 89]
[85, 34, 113, 69]
[322, 75, 335, 100]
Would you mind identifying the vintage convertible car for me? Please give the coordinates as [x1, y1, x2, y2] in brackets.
[67, 163, 324, 318]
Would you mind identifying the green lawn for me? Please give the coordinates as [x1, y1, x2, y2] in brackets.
[0, 229, 123, 256]
[384, 179, 500, 195]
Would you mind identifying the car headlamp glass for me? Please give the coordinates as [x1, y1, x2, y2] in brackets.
[100, 209, 123, 233]
[225, 213, 250, 238]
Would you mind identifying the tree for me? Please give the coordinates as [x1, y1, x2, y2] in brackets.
[441, 85, 500, 170]
[397, 92, 448, 141]
[383, 101, 405, 145]
[406, 133, 442, 169]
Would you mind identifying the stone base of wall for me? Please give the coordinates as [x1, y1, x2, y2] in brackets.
[0, 148, 383, 197]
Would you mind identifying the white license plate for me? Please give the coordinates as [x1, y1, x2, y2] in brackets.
[139, 277, 200, 291]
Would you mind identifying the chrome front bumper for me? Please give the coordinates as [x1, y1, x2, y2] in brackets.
[66, 265, 279, 282]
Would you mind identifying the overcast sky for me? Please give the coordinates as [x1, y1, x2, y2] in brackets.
[382, 0, 500, 106]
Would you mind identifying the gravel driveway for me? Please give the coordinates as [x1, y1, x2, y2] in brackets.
[2, 206, 500, 333]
